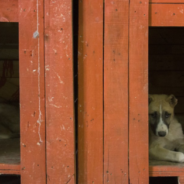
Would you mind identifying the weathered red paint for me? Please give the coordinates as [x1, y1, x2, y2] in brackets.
[104, 0, 129, 183]
[150, 0, 184, 3]
[150, 4, 184, 26]
[19, 0, 46, 183]
[0, 164, 20, 175]
[78, 0, 103, 183]
[45, 0, 76, 183]
[150, 164, 184, 177]
[129, 0, 149, 183]
[0, 0, 18, 22]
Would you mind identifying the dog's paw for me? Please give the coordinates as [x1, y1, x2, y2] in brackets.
[176, 152, 184, 163]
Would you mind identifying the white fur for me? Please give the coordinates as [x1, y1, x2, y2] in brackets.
[156, 104, 168, 136]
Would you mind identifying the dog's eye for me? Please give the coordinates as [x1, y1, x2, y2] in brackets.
[149, 112, 157, 118]
[165, 113, 171, 118]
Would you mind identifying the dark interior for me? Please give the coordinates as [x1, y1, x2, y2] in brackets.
[0, 175, 20, 184]
[150, 177, 178, 184]
[149, 27, 184, 119]
[0, 23, 20, 183]
[149, 27, 184, 183]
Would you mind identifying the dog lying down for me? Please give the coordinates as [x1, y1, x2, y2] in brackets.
[0, 103, 20, 139]
[149, 94, 184, 163]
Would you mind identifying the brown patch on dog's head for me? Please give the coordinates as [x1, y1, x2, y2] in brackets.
[166, 94, 178, 108]
[149, 94, 177, 137]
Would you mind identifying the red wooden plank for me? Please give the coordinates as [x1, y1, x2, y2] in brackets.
[45, 1, 75, 183]
[150, 165, 184, 177]
[129, 0, 149, 183]
[150, 4, 184, 26]
[150, 0, 184, 3]
[0, 164, 20, 175]
[78, 0, 103, 183]
[19, 0, 46, 183]
[104, 0, 128, 184]
[0, 0, 18, 22]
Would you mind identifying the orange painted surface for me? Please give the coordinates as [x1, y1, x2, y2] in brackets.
[179, 177, 184, 184]
[0, 164, 20, 175]
[129, 0, 149, 183]
[150, 165, 184, 177]
[150, 4, 184, 26]
[150, 0, 184, 3]
[104, 0, 128, 183]
[0, 0, 18, 22]
[78, 0, 103, 183]
[19, 0, 46, 183]
[45, 0, 76, 183]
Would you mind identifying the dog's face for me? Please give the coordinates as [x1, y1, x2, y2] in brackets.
[149, 94, 178, 137]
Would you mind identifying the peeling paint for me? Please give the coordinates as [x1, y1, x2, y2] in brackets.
[48, 97, 54, 102]
[50, 104, 62, 108]
[36, 0, 42, 143]
[33, 30, 39, 38]
[53, 70, 64, 84]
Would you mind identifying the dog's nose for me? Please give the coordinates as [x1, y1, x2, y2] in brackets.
[158, 131, 166, 137]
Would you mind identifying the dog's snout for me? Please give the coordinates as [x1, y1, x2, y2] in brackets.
[158, 131, 166, 137]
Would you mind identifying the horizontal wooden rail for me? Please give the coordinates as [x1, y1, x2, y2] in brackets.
[0, 164, 20, 175]
[149, 4, 184, 26]
[150, 0, 184, 3]
[150, 160, 184, 177]
[0, 0, 18, 22]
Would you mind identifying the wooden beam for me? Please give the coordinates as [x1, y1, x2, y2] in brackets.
[0, 164, 20, 175]
[0, 0, 18, 22]
[129, 0, 149, 183]
[150, 4, 184, 26]
[44, 0, 76, 183]
[150, 0, 184, 3]
[19, 0, 46, 183]
[78, 0, 103, 183]
[104, 0, 129, 183]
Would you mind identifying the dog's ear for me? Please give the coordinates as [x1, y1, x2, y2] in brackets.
[149, 95, 154, 104]
[168, 94, 178, 107]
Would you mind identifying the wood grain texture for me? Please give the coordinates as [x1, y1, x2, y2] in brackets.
[19, 0, 46, 183]
[150, 160, 184, 176]
[150, 4, 184, 26]
[104, 0, 128, 183]
[129, 0, 149, 183]
[78, 0, 103, 183]
[0, 0, 18, 22]
[0, 164, 20, 175]
[44, 1, 76, 183]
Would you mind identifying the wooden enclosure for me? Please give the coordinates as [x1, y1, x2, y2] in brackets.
[1, 0, 184, 184]
[0, 0, 75, 183]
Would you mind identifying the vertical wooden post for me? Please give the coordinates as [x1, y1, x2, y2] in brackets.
[104, 0, 129, 183]
[45, 0, 76, 183]
[78, 0, 104, 183]
[129, 0, 149, 183]
[19, 0, 46, 183]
